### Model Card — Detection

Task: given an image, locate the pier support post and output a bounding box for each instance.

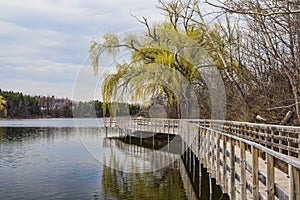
[168,134,170,152]
[209,173,212,195]
[193,153,195,182]
[152,133,155,149]
[199,161,202,198]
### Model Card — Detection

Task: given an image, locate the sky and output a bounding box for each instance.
[0,0,165,101]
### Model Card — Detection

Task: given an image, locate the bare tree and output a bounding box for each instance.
[204,0,300,124]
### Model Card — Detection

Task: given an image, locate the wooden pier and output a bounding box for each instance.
[108,117,300,200]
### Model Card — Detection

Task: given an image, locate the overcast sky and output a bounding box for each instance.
[0,0,167,101]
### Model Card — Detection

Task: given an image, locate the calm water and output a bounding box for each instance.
[0,119,188,200]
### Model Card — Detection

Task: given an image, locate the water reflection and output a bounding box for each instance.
[117,134,229,200]
[102,163,187,200]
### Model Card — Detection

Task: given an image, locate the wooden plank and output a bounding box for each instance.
[266,154,275,200]
[230,137,236,200]
[240,141,247,199]
[252,146,259,200]
[289,165,300,200]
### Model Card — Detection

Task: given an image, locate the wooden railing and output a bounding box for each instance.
[192,120,300,159]
[114,117,179,135]
[112,117,300,200]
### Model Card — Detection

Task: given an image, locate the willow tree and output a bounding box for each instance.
[91,14,233,120]
[90,24,204,118]
[157,0,251,121]
[0,95,6,116]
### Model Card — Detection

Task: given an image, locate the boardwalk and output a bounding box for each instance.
[109,117,300,200]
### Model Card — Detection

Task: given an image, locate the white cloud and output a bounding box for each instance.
[0,58,81,98]
[0,0,165,100]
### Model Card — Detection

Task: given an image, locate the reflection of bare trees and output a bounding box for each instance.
[101,136,227,200]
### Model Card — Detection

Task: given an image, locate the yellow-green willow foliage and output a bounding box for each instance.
[89,22,231,118]
[0,95,7,116]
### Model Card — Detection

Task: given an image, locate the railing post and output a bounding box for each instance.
[298,129,300,159]
[222,134,228,194]
[240,141,246,200]
[289,164,300,200]
[198,126,201,160]
[279,130,283,154]
[252,146,259,200]
[185,121,189,166]
[206,129,211,173]
[266,153,275,200]
[230,137,236,200]
[297,129,300,159]
[211,130,216,179]
[181,121,185,159]
[258,127,262,144]
[200,127,204,164]
[288,130,291,156]
[203,129,207,168]
[270,129,275,151]
[188,123,192,173]
[264,128,268,148]
[216,133,221,185]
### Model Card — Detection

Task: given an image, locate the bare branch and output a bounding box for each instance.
[205,0,300,17]
[267,102,300,111]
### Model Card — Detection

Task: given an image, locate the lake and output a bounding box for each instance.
[0,118,227,200]
[0,119,186,200]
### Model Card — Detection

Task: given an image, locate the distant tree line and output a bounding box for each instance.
[0,90,41,118]
[72,101,140,118]
[0,89,140,118]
